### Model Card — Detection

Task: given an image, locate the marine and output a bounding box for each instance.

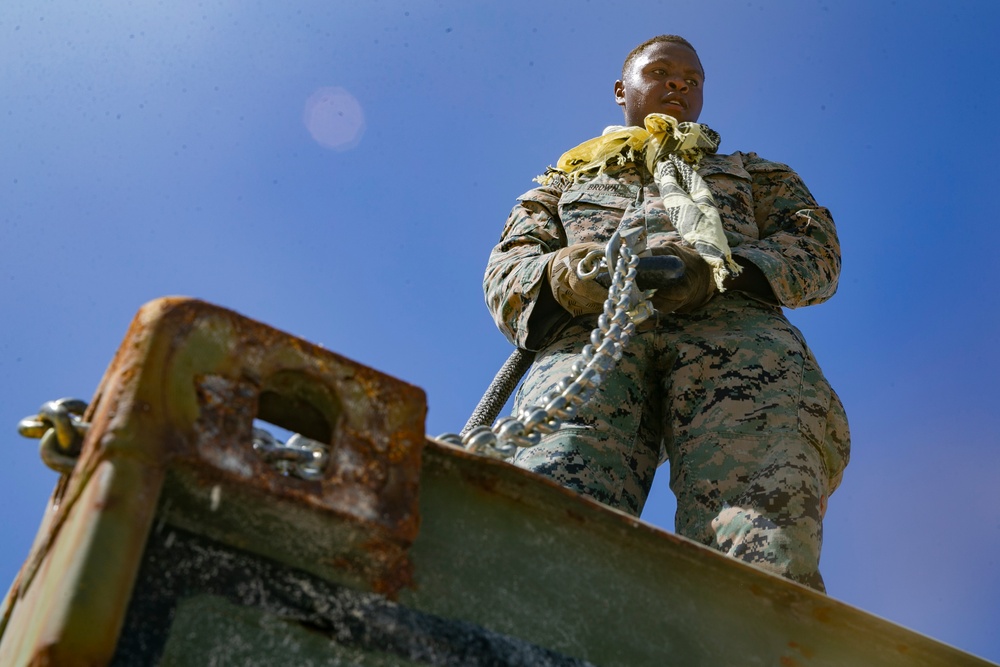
[483,35,849,591]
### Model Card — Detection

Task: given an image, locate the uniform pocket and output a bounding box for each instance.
[698,155,758,242]
[796,345,850,489]
[557,180,634,245]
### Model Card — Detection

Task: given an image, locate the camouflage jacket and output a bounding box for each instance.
[484,151,841,349]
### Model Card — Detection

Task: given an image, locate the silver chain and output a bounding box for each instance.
[251,427,329,481]
[17,397,329,481]
[441,225,653,459]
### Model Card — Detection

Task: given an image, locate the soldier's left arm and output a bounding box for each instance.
[729,153,841,309]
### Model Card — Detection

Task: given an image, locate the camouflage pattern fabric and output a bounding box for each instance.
[483,147,848,591]
[511,296,849,590]
[485,151,841,349]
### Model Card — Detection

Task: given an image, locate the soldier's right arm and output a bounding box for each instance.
[484,182,570,350]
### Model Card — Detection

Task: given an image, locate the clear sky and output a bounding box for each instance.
[2,0,999,662]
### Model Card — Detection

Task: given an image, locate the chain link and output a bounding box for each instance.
[17,398,90,475]
[440,226,653,459]
[17,396,329,481]
[251,427,330,481]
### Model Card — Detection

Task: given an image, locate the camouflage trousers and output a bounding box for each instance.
[512,294,850,591]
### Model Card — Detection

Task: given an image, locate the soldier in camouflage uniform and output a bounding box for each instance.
[483,35,849,591]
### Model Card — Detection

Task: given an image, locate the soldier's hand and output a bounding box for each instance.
[647,244,716,314]
[548,243,609,317]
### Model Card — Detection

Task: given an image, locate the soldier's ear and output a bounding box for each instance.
[614,80,626,108]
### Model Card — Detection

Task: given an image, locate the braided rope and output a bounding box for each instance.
[459,348,537,438]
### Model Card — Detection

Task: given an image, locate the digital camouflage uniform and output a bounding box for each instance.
[483,150,850,591]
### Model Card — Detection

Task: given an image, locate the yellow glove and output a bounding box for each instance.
[548,243,609,317]
[647,244,716,314]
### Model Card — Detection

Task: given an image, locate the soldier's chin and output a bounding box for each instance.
[657,106,689,123]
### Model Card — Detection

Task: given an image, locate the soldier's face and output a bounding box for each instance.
[615,42,704,126]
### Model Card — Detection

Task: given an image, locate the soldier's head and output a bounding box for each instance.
[614,35,704,127]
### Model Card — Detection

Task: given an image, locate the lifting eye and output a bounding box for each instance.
[254,370,339,445]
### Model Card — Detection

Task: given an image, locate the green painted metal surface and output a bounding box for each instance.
[408,442,994,666]
[1,297,995,666]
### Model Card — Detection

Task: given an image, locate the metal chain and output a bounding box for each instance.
[17,398,90,475]
[17,396,329,482]
[251,427,330,481]
[440,225,653,459]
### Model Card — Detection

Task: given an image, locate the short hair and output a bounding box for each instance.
[621,35,700,79]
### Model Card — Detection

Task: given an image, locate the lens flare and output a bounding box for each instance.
[303,86,365,151]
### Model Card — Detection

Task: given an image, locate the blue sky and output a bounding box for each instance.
[2,0,999,662]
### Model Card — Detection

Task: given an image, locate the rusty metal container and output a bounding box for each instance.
[0,297,995,666]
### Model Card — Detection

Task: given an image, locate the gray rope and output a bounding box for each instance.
[459,348,536,436]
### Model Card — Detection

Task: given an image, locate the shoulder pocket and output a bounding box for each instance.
[517,185,564,213]
[697,155,752,181]
[697,155,757,240]
[740,151,793,174]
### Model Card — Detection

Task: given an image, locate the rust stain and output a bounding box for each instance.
[811,605,833,624]
[779,656,800,667]
[367,548,415,600]
[459,468,501,494]
[105,298,427,597]
[3,297,435,662]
